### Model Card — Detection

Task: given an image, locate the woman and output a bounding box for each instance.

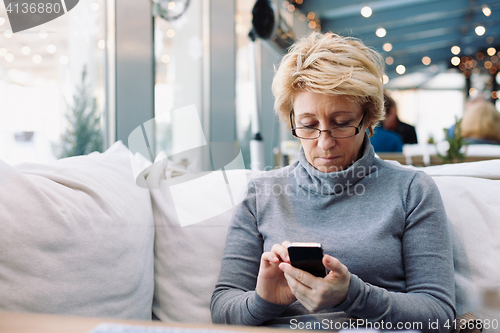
[211,32,455,332]
[461,100,500,145]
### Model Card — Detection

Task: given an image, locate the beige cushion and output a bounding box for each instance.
[149,164,249,323]
[0,142,155,319]
[432,176,500,327]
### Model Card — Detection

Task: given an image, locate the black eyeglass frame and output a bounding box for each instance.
[290,111,366,140]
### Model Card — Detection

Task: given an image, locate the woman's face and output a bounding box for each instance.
[292,91,367,173]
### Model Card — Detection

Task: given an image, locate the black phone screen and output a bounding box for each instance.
[287,243,326,278]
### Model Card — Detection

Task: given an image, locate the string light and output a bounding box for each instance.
[60,55,69,65]
[451,56,460,66]
[161,54,170,63]
[32,55,42,64]
[383,43,392,52]
[385,57,394,65]
[361,6,372,18]
[382,74,389,84]
[376,28,386,38]
[422,56,431,65]
[482,5,491,17]
[475,26,485,36]
[451,46,460,55]
[47,44,56,53]
[487,47,496,56]
[21,46,31,55]
[396,65,406,74]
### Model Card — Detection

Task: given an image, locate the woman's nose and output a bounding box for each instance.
[317,130,336,151]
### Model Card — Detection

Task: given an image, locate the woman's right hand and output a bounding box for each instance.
[255,241,297,306]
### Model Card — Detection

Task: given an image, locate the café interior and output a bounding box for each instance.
[0,0,500,168]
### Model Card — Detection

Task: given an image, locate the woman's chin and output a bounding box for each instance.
[313,159,346,173]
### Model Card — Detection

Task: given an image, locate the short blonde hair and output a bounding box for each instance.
[272,32,385,136]
[461,101,500,142]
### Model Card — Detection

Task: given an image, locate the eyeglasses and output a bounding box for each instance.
[290,112,366,140]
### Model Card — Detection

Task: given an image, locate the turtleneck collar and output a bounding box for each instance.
[293,133,376,195]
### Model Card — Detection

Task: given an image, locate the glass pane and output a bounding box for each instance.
[0,0,108,165]
[154,1,204,170]
[235,0,254,169]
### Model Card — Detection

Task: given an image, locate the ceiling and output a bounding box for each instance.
[294,0,500,81]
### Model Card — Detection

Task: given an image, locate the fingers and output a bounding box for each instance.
[323,255,349,279]
[279,262,316,289]
[280,256,351,312]
[261,242,291,265]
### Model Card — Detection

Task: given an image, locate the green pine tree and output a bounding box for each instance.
[54,66,104,158]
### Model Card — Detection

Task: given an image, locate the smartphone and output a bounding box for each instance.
[287,242,327,278]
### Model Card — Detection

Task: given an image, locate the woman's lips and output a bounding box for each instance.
[318,156,339,162]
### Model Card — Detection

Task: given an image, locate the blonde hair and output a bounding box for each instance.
[461,101,500,142]
[272,32,385,136]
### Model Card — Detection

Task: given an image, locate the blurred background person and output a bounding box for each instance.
[369,124,403,153]
[448,95,485,140]
[383,94,418,144]
[461,100,500,145]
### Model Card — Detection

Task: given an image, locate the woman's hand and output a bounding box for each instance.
[278,254,350,312]
[255,241,297,306]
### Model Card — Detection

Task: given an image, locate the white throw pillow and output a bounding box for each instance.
[0,141,154,320]
[149,164,250,323]
[432,176,500,328]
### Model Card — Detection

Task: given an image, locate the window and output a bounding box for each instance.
[0,0,108,165]
[154,1,205,168]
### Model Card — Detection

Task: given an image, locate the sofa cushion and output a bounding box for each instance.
[149,164,249,323]
[0,142,154,319]
[424,159,500,180]
[432,176,500,327]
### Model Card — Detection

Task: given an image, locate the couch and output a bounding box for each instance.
[1,141,499,332]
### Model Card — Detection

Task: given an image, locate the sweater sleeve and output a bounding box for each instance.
[333,171,456,333]
[210,181,288,325]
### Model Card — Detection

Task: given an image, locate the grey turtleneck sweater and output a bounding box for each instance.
[211,135,456,332]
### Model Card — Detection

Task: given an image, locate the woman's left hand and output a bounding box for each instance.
[278,254,351,312]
